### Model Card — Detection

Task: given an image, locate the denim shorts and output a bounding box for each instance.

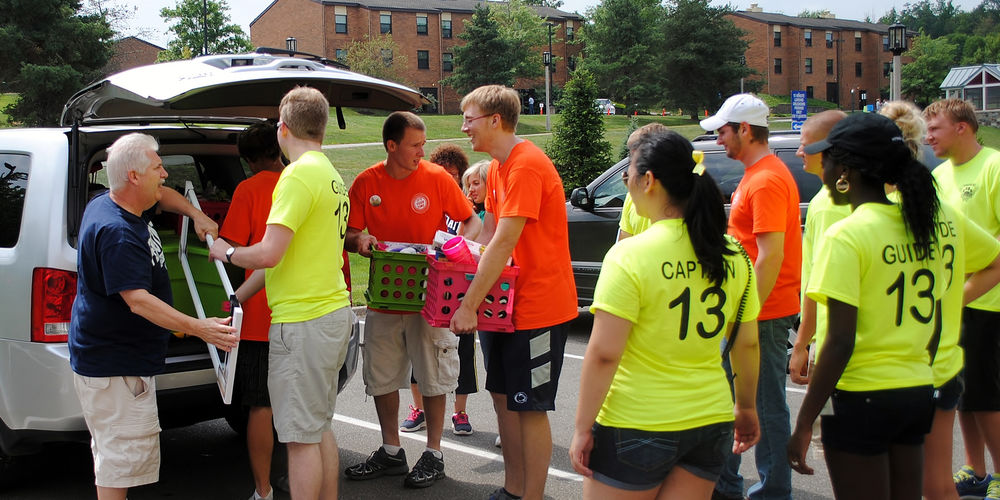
[933,371,964,411]
[820,385,934,455]
[588,421,733,491]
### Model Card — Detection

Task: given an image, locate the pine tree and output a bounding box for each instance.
[546,69,613,194]
[442,5,517,95]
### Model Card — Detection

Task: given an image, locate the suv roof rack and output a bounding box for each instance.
[253,47,350,70]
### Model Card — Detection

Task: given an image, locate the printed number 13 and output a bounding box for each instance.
[334,201,349,238]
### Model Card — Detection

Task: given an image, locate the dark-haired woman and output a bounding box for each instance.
[569,126,761,499]
[788,113,1000,500]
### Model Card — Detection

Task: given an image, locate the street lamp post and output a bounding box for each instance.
[888,23,907,102]
[544,22,556,131]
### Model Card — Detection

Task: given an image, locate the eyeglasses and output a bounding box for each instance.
[462,114,493,125]
[276,120,283,131]
[621,169,630,184]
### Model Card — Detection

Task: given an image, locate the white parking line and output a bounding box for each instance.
[333,414,583,482]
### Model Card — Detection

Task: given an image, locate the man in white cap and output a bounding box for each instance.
[701,94,800,500]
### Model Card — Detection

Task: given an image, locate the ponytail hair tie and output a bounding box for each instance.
[692,150,706,176]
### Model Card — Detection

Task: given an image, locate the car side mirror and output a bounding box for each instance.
[570,186,593,210]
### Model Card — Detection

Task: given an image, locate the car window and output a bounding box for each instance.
[592,166,627,209]
[703,152,744,202]
[775,149,823,202]
[0,153,29,247]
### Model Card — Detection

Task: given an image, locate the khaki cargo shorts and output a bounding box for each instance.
[73,373,161,488]
[268,307,352,444]
[362,310,459,397]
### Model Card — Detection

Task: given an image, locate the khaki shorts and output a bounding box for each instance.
[362,311,459,397]
[268,307,352,444]
[73,373,161,488]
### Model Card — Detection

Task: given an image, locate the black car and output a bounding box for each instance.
[566,130,943,307]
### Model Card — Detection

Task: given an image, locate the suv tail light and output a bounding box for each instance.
[31,268,77,343]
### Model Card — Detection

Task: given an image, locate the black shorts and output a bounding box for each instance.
[481,322,569,412]
[588,422,733,491]
[959,307,1000,411]
[934,371,964,411]
[233,339,270,408]
[820,385,933,455]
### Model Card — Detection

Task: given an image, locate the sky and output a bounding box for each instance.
[115,0,987,48]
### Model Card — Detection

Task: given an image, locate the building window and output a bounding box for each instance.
[883,62,892,77]
[805,58,813,74]
[381,49,392,67]
[335,48,347,63]
[568,56,576,71]
[773,29,781,47]
[826,31,833,48]
[567,25,574,41]
[855,33,862,52]
[380,12,392,34]
[417,50,429,69]
[335,14,347,34]
[855,62,863,77]
[883,35,889,51]
[441,19,452,39]
[774,58,782,74]
[805,30,812,47]
[806,86,814,98]
[826,59,834,75]
[442,53,453,72]
[417,14,428,35]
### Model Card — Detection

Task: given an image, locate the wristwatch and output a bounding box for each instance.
[225,246,236,264]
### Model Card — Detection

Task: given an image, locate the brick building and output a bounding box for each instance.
[729,6,913,109]
[103,36,163,75]
[250,0,583,113]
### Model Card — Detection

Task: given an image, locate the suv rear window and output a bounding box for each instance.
[0,153,30,247]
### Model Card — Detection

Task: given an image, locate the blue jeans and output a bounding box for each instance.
[716,315,794,500]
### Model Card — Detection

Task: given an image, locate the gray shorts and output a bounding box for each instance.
[268,307,352,444]
[362,310,459,397]
[73,373,161,488]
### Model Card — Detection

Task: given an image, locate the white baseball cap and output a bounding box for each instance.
[699,94,769,131]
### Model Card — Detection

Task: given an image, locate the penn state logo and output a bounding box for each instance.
[514,392,528,404]
[961,184,977,201]
[411,193,430,214]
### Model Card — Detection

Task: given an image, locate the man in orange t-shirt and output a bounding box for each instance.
[343,111,481,489]
[701,94,800,500]
[451,85,578,500]
[219,122,283,500]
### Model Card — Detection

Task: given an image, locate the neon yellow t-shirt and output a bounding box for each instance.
[801,186,851,363]
[265,151,351,323]
[591,219,760,432]
[808,202,950,391]
[960,147,1000,311]
[619,193,652,236]
[933,202,1000,385]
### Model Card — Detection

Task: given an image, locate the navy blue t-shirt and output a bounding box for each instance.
[69,192,172,377]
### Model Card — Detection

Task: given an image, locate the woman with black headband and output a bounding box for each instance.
[570,126,761,499]
[788,113,1000,500]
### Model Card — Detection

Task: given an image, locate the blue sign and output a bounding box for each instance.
[791,90,807,131]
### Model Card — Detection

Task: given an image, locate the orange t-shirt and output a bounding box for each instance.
[485,141,578,330]
[219,170,280,342]
[348,159,474,243]
[727,154,802,320]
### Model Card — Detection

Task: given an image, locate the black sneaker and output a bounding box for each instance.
[403,450,445,488]
[344,447,408,480]
[488,487,522,499]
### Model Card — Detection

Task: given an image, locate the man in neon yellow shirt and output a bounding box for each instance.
[924,98,1000,500]
[210,87,352,500]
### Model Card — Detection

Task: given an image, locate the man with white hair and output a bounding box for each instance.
[69,132,238,500]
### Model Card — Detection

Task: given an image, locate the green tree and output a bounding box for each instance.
[524,0,565,8]
[443,5,517,95]
[660,0,751,119]
[0,0,114,126]
[344,34,410,85]
[581,0,666,109]
[490,0,548,80]
[158,0,251,61]
[901,35,957,106]
[797,9,831,18]
[546,69,612,194]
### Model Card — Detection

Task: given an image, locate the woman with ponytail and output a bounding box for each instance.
[787,113,1000,500]
[570,126,761,499]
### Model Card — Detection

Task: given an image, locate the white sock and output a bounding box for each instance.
[426,447,443,459]
[382,444,402,455]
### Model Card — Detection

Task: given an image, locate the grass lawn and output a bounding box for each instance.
[0,94,17,126]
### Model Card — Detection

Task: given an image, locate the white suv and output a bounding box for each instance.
[0,51,426,470]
